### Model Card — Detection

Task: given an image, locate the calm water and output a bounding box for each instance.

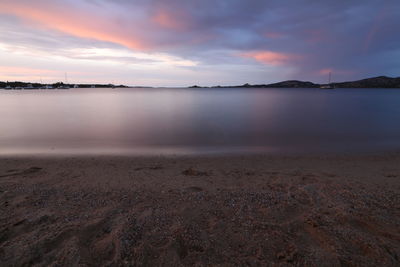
[1,87,400,155]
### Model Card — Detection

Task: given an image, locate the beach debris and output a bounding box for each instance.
[25,167,43,174]
[185,186,203,192]
[182,167,210,176]
[134,165,164,171]
[13,219,27,227]
[276,245,298,263]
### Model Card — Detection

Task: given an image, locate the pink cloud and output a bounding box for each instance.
[303,29,328,44]
[264,32,285,39]
[0,1,148,50]
[318,68,357,77]
[319,68,333,75]
[241,51,298,66]
[0,66,67,82]
[0,66,59,75]
[152,10,187,31]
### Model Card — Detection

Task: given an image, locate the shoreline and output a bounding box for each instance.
[1,146,400,158]
[1,152,399,265]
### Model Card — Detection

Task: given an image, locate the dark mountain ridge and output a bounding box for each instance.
[197,76,400,89]
[332,76,400,88]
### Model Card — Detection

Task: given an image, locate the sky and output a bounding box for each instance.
[0,0,399,87]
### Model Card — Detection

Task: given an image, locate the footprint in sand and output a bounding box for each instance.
[0,167,42,178]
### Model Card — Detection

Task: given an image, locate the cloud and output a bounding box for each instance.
[264,32,285,39]
[241,51,298,66]
[0,0,399,85]
[0,0,147,50]
[0,65,59,75]
[151,9,188,31]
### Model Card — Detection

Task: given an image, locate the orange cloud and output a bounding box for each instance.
[0,1,147,50]
[241,51,296,65]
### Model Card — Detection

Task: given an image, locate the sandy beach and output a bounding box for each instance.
[0,153,399,266]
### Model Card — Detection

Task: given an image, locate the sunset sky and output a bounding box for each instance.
[0,0,399,86]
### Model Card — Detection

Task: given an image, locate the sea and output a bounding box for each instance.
[1,87,400,155]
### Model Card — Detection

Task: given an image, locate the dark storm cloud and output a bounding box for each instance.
[106,0,400,80]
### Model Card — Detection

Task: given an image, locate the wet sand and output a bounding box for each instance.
[0,153,399,266]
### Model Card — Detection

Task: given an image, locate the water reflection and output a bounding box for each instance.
[1,88,400,155]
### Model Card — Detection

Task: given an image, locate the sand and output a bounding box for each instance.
[0,153,399,266]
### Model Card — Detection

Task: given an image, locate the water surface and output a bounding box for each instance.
[1,87,400,155]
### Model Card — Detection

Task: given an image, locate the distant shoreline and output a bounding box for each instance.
[189,75,400,89]
[0,82,130,90]
[1,75,400,89]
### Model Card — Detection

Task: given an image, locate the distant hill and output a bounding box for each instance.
[220,81,319,88]
[190,76,400,89]
[333,76,400,88]
[264,80,319,88]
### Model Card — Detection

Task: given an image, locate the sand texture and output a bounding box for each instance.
[0,153,400,266]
